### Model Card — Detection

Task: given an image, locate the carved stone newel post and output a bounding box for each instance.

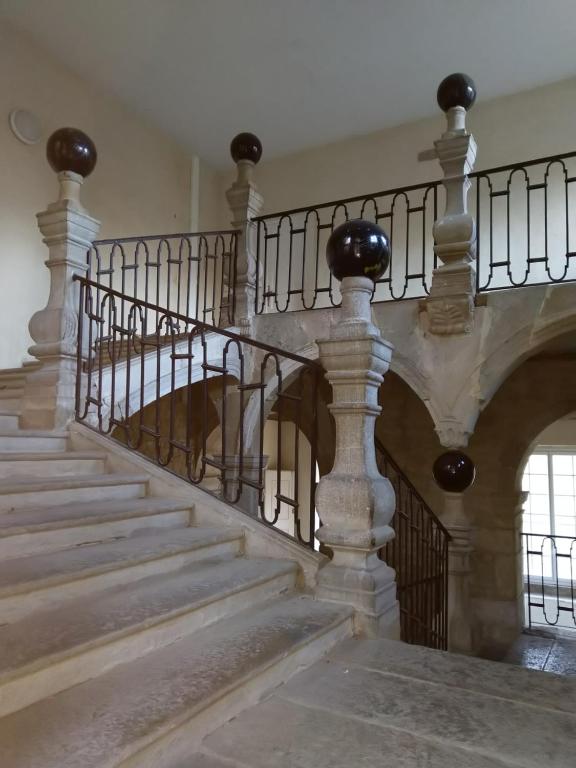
[433,450,476,653]
[21,128,100,429]
[315,220,400,638]
[421,73,478,334]
[225,132,263,335]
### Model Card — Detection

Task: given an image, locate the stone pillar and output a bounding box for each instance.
[225,133,263,335]
[433,449,476,654]
[421,73,478,335]
[315,219,400,638]
[20,128,100,430]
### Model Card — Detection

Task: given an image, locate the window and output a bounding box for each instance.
[522,449,576,582]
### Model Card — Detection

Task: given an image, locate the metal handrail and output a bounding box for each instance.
[254,149,576,313]
[75,276,322,369]
[376,435,450,650]
[74,275,322,550]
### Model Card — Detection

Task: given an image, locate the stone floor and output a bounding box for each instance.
[181,636,576,768]
[503,629,576,676]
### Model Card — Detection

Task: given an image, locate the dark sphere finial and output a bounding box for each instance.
[326,219,390,282]
[230,132,262,165]
[437,73,477,113]
[433,450,476,493]
[46,127,97,177]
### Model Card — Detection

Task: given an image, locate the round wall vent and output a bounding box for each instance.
[9,109,42,145]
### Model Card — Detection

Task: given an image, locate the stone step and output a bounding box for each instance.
[0,394,22,412]
[192,695,518,768]
[0,526,243,621]
[0,497,194,559]
[331,636,576,715]
[0,596,353,768]
[0,429,68,452]
[0,411,20,430]
[0,450,107,479]
[202,637,575,768]
[0,557,298,718]
[0,472,148,512]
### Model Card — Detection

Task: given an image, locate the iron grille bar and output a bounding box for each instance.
[75,276,322,553]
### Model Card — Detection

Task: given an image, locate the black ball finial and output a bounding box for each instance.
[437,73,477,112]
[326,219,390,282]
[46,127,97,177]
[433,451,476,493]
[230,132,262,164]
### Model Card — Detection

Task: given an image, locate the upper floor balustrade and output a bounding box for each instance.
[254,149,576,314]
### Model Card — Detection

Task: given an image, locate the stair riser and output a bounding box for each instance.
[0,539,242,622]
[0,436,68,452]
[0,397,22,412]
[0,458,106,479]
[0,482,146,513]
[0,510,191,560]
[119,615,354,768]
[0,373,26,386]
[0,414,19,430]
[0,571,296,718]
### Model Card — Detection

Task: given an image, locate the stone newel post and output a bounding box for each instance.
[315,219,400,638]
[433,450,476,653]
[225,132,263,335]
[421,73,478,335]
[20,128,100,430]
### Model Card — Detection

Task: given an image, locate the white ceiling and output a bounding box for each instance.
[2,0,576,168]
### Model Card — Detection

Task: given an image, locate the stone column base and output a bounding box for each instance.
[20,356,78,430]
[316,550,400,638]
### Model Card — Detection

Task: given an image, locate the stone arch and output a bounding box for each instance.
[464,340,576,657]
[467,308,576,431]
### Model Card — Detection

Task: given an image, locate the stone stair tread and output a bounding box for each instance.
[330,637,576,715]
[0,596,352,768]
[0,497,193,536]
[193,695,520,768]
[0,450,104,461]
[269,642,576,767]
[0,527,242,596]
[0,429,68,437]
[0,557,297,683]
[0,472,148,495]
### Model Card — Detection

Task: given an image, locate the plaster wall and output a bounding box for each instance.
[0,23,221,370]
[222,77,576,215]
[219,77,576,314]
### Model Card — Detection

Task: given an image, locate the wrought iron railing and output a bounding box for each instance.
[87,230,239,328]
[524,532,576,630]
[254,180,440,312]
[74,276,322,549]
[473,152,576,291]
[377,436,450,650]
[254,150,576,313]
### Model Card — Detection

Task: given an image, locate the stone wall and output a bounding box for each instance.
[371,355,576,657]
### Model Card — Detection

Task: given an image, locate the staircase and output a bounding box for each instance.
[0,385,353,767]
[190,637,576,768]
[0,375,574,767]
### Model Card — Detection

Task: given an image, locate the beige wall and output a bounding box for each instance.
[535,414,576,446]
[0,23,222,370]
[219,76,576,215]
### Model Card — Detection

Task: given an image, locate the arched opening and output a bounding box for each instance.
[466,336,576,658]
[520,413,576,635]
